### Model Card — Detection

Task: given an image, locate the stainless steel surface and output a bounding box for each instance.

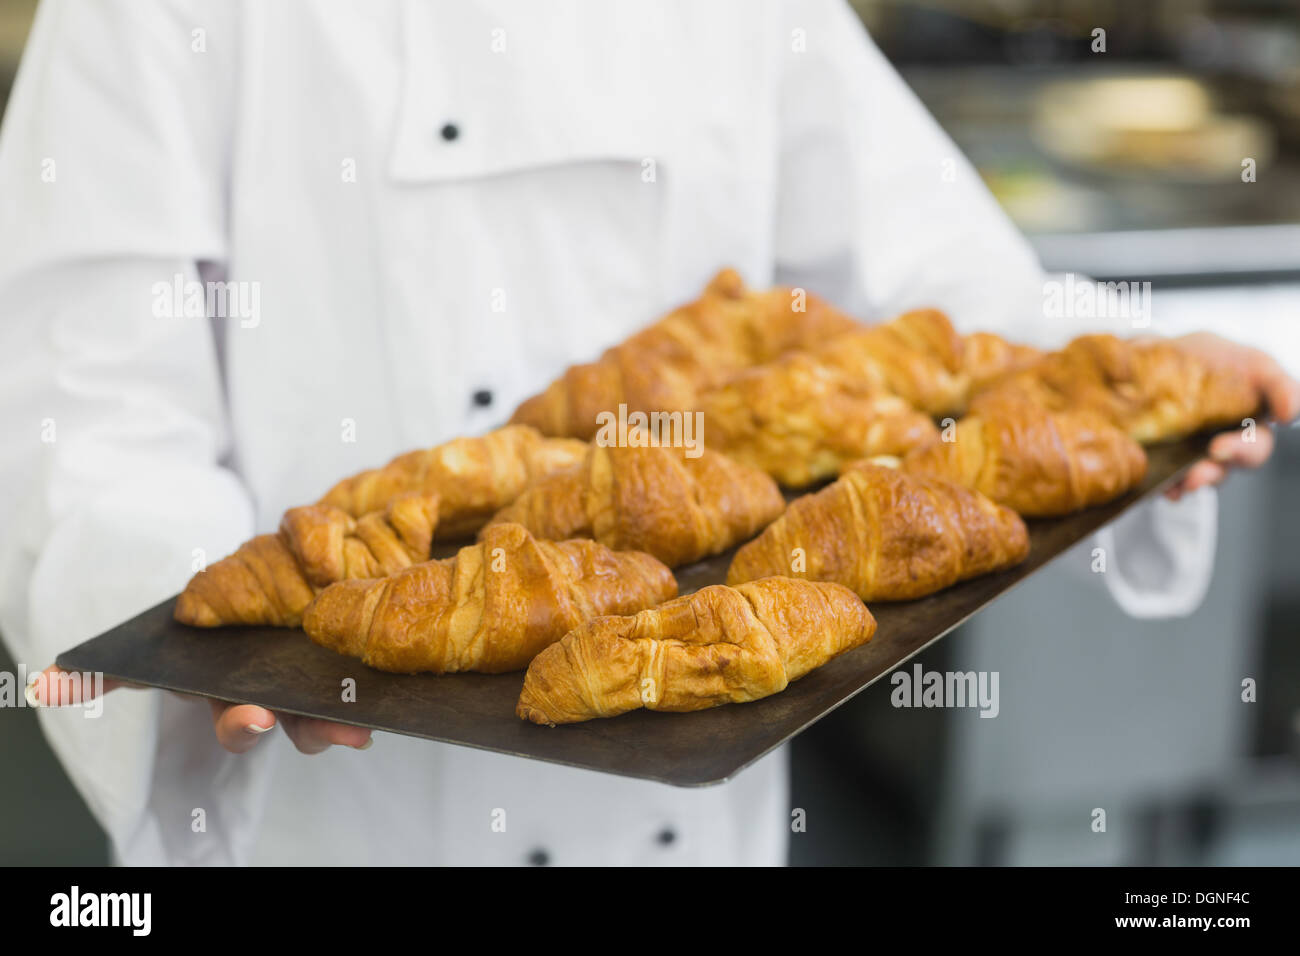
[1031,225,1300,281]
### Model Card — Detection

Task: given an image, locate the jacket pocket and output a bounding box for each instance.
[388,1,676,185]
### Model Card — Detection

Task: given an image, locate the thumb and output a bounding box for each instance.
[26,664,126,707]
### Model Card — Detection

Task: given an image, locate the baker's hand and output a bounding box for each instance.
[26,664,372,755]
[1165,333,1300,501]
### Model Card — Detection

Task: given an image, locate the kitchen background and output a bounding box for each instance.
[2,0,1297,865]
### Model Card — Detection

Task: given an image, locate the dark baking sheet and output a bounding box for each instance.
[58,434,1209,787]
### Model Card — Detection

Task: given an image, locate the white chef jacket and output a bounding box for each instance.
[0,0,1216,866]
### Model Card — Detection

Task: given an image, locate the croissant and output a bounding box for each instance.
[961,331,1043,395]
[901,403,1149,516]
[485,440,786,567]
[517,577,875,725]
[508,350,701,444]
[699,352,939,487]
[509,269,860,440]
[174,493,440,628]
[319,425,586,537]
[814,308,967,417]
[303,523,678,674]
[970,334,1258,443]
[727,463,1028,601]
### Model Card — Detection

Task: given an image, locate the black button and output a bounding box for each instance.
[656,828,677,846]
[472,389,493,408]
[527,847,550,866]
[440,122,460,142]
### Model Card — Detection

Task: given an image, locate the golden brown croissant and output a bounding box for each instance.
[303,523,678,674]
[174,493,440,628]
[509,269,860,440]
[516,577,875,725]
[508,350,701,444]
[961,331,1044,395]
[727,463,1028,601]
[737,280,865,364]
[699,352,939,487]
[318,425,586,537]
[814,308,967,417]
[485,440,786,567]
[901,403,1149,517]
[970,334,1258,443]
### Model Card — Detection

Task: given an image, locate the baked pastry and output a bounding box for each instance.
[699,352,939,487]
[302,523,677,674]
[509,350,702,444]
[509,269,860,440]
[175,493,440,628]
[970,334,1258,442]
[808,312,1043,417]
[901,403,1149,516]
[485,440,786,567]
[727,463,1028,601]
[516,577,875,725]
[961,331,1044,394]
[814,308,967,417]
[319,425,586,537]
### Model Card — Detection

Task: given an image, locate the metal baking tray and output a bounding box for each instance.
[58,433,1210,786]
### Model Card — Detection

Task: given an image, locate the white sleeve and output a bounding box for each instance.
[770,0,1214,619]
[770,0,1043,334]
[0,0,276,864]
[1094,488,1217,619]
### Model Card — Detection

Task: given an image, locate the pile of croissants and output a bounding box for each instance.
[176,269,1259,726]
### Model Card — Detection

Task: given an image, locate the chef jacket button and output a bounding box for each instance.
[440,122,460,142]
[526,847,550,866]
[472,388,493,408]
[656,827,677,847]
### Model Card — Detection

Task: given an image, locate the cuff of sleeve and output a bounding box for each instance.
[1094,486,1218,620]
[29,464,254,646]
[18,464,254,858]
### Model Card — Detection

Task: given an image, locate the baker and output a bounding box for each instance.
[3,0,1296,866]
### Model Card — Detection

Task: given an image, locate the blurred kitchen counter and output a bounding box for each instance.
[0,0,34,81]
[903,65,1300,281]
